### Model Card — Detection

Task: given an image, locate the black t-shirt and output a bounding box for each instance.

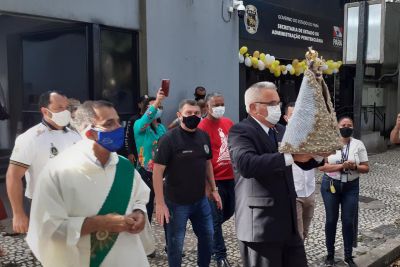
[154,126,212,205]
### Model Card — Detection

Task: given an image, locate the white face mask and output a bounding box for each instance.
[48,109,71,127]
[211,106,225,119]
[266,105,281,125]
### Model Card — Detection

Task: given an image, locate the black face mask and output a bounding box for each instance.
[340,127,353,138]
[194,94,205,101]
[182,115,201,130]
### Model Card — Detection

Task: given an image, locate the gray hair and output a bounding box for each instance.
[205,92,223,104]
[71,100,114,133]
[244,82,277,113]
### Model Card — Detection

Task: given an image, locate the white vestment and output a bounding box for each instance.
[26,139,151,267]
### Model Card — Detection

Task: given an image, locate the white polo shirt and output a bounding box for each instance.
[326,138,368,182]
[10,122,81,199]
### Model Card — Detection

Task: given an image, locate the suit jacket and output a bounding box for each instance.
[228,116,319,243]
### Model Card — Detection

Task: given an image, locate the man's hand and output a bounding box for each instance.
[292,154,313,163]
[101,213,130,233]
[211,191,223,210]
[156,88,166,103]
[125,210,146,234]
[13,212,29,233]
[127,154,136,165]
[395,113,400,129]
[343,161,356,170]
[155,202,170,226]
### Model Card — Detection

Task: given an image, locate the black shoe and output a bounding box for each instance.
[344,257,357,267]
[216,258,232,267]
[324,255,335,267]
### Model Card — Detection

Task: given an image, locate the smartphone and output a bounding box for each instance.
[161,79,170,97]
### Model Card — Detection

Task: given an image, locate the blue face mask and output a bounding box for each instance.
[93,127,124,152]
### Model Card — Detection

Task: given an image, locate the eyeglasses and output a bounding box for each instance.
[254,102,282,107]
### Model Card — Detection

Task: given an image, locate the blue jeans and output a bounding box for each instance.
[320,175,359,258]
[208,179,235,261]
[166,196,214,267]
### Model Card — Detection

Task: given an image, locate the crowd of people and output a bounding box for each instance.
[0,82,400,267]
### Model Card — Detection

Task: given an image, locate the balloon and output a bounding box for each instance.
[260,53,266,61]
[274,69,281,77]
[292,59,299,66]
[331,62,339,69]
[239,53,244,63]
[280,65,286,72]
[321,64,329,71]
[265,54,274,65]
[286,64,293,72]
[258,60,265,71]
[245,53,250,57]
[271,56,276,62]
[337,61,343,67]
[333,68,339,74]
[239,46,248,55]
[244,56,252,67]
[290,69,295,75]
[325,68,333,75]
[253,51,260,59]
[251,57,258,67]
[282,70,288,75]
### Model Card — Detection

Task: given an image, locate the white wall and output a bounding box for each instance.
[0,0,140,30]
[146,0,240,124]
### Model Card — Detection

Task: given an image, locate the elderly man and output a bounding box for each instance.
[228,82,324,267]
[27,100,151,267]
[6,91,81,233]
[390,113,400,144]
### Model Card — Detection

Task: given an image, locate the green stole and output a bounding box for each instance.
[90,156,134,267]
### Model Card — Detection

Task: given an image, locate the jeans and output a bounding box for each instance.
[166,196,214,267]
[320,174,359,258]
[208,179,235,261]
[138,167,155,223]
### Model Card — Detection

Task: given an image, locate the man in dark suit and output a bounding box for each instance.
[228,82,324,267]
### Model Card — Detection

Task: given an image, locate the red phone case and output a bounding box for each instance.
[161,79,170,97]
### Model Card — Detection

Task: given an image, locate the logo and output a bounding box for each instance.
[244,5,259,34]
[333,26,343,48]
[50,143,59,158]
[204,144,210,154]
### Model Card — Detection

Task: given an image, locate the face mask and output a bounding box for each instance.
[340,127,353,138]
[211,106,225,119]
[93,127,124,152]
[182,115,201,130]
[265,105,281,125]
[48,109,71,127]
[155,109,163,119]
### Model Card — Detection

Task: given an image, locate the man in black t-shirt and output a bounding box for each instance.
[153,99,222,267]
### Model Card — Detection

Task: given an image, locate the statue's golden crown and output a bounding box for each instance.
[305,47,325,68]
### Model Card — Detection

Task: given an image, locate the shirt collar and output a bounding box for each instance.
[41,119,68,133]
[251,116,273,135]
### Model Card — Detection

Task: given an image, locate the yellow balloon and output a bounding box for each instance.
[274,60,280,65]
[253,51,260,59]
[331,62,338,69]
[239,46,248,55]
[260,53,266,61]
[325,68,333,75]
[251,57,258,67]
[280,65,286,71]
[337,61,343,67]
[292,59,299,67]
[274,69,281,77]
[290,69,295,75]
[269,64,275,72]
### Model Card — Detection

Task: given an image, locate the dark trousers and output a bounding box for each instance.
[208,179,235,261]
[166,197,214,267]
[320,175,359,258]
[138,168,155,223]
[238,234,308,267]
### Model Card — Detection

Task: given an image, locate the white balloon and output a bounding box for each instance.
[333,68,339,74]
[265,54,274,65]
[271,56,276,62]
[239,53,244,63]
[283,70,288,75]
[286,64,293,72]
[258,60,265,71]
[322,64,329,71]
[244,57,252,67]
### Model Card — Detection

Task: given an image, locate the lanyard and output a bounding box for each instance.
[341,141,350,163]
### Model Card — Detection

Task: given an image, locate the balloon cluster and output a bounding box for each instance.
[238,46,342,77]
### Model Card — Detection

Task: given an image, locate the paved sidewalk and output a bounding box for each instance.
[1,147,400,266]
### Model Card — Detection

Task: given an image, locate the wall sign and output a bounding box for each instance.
[244,5,259,34]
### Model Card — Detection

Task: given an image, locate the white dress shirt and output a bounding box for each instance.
[292,164,315,197]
